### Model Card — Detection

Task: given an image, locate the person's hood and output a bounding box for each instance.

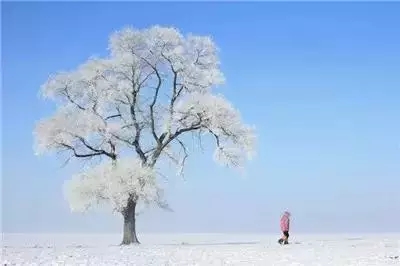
[283,211,291,217]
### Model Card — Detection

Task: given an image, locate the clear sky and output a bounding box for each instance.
[2,2,399,234]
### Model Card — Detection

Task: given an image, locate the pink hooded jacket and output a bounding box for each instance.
[280,211,291,232]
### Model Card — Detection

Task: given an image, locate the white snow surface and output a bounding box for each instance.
[2,233,399,265]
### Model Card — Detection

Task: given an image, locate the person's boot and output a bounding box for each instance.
[284,240,289,245]
[278,238,284,244]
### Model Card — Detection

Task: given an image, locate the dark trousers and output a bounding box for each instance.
[279,231,289,245]
[283,231,289,238]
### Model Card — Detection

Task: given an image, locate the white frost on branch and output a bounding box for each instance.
[34,25,257,217]
[64,158,158,212]
[109,26,225,93]
[171,92,256,168]
[34,104,108,155]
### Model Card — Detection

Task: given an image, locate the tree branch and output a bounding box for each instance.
[155,190,173,212]
[176,138,188,176]
[138,70,156,89]
[105,114,122,120]
[57,142,105,158]
[161,52,185,137]
[168,70,179,133]
[62,86,85,110]
[207,128,221,147]
[149,120,203,166]
[76,136,115,158]
[192,130,205,153]
[129,67,147,163]
[149,67,162,143]
[59,131,117,160]
[111,133,134,147]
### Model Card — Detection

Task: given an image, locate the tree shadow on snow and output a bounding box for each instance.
[165,241,261,246]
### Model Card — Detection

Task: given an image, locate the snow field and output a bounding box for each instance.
[2,233,399,265]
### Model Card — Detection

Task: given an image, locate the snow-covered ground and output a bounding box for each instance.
[2,233,399,265]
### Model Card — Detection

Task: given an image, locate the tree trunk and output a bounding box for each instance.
[121,198,140,245]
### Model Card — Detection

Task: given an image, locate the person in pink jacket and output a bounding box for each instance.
[278,211,291,245]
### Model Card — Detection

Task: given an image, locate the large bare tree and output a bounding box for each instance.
[34,26,256,245]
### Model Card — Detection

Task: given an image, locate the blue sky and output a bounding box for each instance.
[2,2,399,234]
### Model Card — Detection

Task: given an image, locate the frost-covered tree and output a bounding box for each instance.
[34,26,256,245]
